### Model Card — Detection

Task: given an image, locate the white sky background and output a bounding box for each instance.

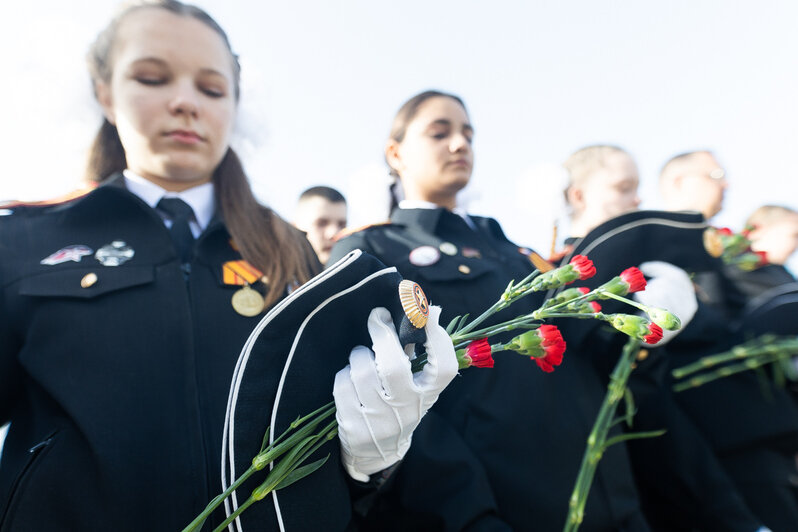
[2,0,797,268]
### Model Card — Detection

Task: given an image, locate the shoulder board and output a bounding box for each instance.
[334,220,393,241]
[2,186,96,210]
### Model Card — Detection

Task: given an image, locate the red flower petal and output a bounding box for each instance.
[717,227,734,236]
[643,323,664,344]
[755,250,768,266]
[465,338,494,368]
[569,255,596,280]
[537,325,565,368]
[588,301,602,313]
[620,267,646,293]
[577,287,590,295]
[534,357,556,373]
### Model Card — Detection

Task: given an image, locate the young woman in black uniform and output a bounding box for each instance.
[0,3,457,531]
[328,91,650,531]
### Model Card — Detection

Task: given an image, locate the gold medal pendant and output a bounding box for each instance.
[231,284,265,317]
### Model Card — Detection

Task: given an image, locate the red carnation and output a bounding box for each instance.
[570,255,596,281]
[577,287,590,295]
[588,301,602,313]
[717,227,734,236]
[534,325,566,373]
[456,338,494,369]
[465,338,494,368]
[620,267,646,294]
[755,251,768,266]
[642,323,663,344]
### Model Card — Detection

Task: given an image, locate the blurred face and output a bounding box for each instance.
[572,151,640,232]
[387,97,473,209]
[749,214,798,265]
[677,153,728,219]
[96,8,237,191]
[294,198,347,264]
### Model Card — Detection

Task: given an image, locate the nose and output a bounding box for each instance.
[449,132,470,153]
[168,81,200,118]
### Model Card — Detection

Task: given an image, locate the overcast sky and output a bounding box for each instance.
[3,0,797,267]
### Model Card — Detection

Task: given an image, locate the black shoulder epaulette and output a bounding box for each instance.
[333,220,393,242]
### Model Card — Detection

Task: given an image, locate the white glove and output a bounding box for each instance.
[633,261,698,346]
[333,305,458,482]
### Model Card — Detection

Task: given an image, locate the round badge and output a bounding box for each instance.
[703,228,724,258]
[398,280,429,329]
[231,285,265,317]
[439,242,458,256]
[408,245,440,267]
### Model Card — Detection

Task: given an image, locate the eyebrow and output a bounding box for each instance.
[128,57,229,79]
[427,119,474,132]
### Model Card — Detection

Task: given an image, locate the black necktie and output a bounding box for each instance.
[157,197,195,263]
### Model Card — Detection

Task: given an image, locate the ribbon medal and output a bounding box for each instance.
[223,260,266,316]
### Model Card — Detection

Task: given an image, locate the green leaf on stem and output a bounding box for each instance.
[273,455,331,490]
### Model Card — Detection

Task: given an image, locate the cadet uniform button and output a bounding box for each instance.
[637,349,649,361]
[81,273,98,288]
[458,265,471,275]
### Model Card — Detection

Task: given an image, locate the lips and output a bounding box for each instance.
[165,129,204,144]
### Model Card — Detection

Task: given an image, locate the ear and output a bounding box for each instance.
[94,80,116,125]
[565,185,585,213]
[385,139,403,176]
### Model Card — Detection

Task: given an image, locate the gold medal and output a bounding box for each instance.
[231,285,265,317]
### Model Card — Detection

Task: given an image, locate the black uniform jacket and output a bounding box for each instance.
[329,208,647,532]
[558,210,770,531]
[0,178,377,531]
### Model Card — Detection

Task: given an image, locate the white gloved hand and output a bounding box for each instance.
[633,261,698,346]
[333,305,458,482]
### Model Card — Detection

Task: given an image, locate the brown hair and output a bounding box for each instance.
[386,90,468,212]
[85,0,319,307]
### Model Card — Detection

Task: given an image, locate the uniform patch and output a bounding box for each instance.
[409,245,440,267]
[439,242,458,256]
[95,241,135,266]
[40,245,94,265]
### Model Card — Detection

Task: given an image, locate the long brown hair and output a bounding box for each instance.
[386,90,468,212]
[85,0,318,307]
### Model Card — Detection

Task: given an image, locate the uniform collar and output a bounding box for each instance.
[123,170,215,232]
[395,202,478,231]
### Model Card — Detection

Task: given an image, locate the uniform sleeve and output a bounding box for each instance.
[0,249,24,425]
[626,348,765,531]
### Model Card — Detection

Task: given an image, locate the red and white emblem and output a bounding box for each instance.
[40,245,94,266]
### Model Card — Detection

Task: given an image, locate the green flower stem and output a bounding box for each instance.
[183,403,337,532]
[597,291,648,313]
[453,270,539,337]
[672,337,798,379]
[212,419,339,532]
[564,337,641,532]
[181,465,258,532]
[672,352,788,393]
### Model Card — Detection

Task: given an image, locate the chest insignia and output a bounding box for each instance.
[439,242,458,256]
[95,241,135,266]
[409,245,440,267]
[40,245,94,266]
[462,247,482,259]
